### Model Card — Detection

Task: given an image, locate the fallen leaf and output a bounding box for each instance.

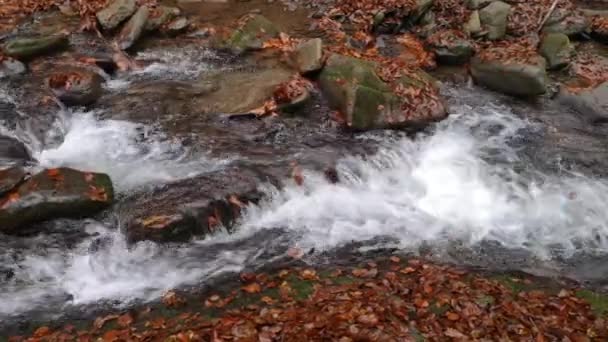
[242,283,262,294]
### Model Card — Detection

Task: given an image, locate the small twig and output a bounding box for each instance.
[538,0,560,33]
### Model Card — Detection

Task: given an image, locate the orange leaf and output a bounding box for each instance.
[242,283,262,294]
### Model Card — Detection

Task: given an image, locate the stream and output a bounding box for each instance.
[2,1,608,335]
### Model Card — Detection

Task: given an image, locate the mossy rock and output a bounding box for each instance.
[226,14,280,53]
[3,34,69,60]
[540,33,573,70]
[471,54,547,96]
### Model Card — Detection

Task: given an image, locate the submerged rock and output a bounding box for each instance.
[0,168,114,233]
[471,51,547,96]
[294,38,324,74]
[558,82,608,123]
[47,69,104,106]
[0,135,33,164]
[540,33,573,70]
[96,0,137,31]
[116,5,149,50]
[2,34,69,60]
[479,1,511,40]
[226,14,279,53]
[319,54,447,131]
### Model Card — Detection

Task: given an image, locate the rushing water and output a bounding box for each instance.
[1,48,608,325]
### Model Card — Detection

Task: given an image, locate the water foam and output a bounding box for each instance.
[34,109,227,190]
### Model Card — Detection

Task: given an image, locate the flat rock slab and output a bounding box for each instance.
[0,168,114,233]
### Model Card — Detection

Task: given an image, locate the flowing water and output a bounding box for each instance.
[2,41,608,330]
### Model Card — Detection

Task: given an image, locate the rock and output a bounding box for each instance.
[410,0,435,24]
[164,17,190,36]
[0,58,26,78]
[319,54,447,130]
[464,10,482,37]
[0,168,114,232]
[558,82,608,123]
[277,88,312,114]
[466,0,493,10]
[96,0,137,31]
[0,135,33,164]
[540,33,573,70]
[428,31,475,65]
[471,52,547,96]
[293,38,323,74]
[145,6,180,31]
[0,166,28,196]
[116,6,149,50]
[47,69,104,106]
[591,17,608,43]
[226,14,279,53]
[2,34,69,60]
[542,9,590,37]
[479,1,511,40]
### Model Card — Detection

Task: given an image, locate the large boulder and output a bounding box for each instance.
[319,54,447,130]
[479,1,511,40]
[2,34,69,60]
[542,9,590,37]
[0,168,114,232]
[293,38,324,74]
[427,30,475,65]
[96,0,137,31]
[471,50,547,96]
[116,5,149,50]
[558,82,608,123]
[540,33,573,70]
[47,69,104,106]
[225,14,280,53]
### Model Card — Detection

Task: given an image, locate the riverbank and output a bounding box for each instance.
[9,256,608,341]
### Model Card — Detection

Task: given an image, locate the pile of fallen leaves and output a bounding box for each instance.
[507,0,576,37]
[568,51,608,92]
[14,258,608,341]
[331,0,417,32]
[477,37,540,65]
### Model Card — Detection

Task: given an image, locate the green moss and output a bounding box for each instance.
[286,275,315,301]
[492,275,531,294]
[576,290,608,317]
[227,14,279,52]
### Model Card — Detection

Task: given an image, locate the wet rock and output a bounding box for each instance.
[319,54,447,130]
[277,88,312,114]
[0,168,114,233]
[542,9,590,37]
[2,34,69,60]
[226,14,279,53]
[145,6,180,31]
[0,58,26,78]
[464,10,482,37]
[471,52,547,96]
[0,136,32,164]
[409,0,435,25]
[428,31,475,65]
[116,6,149,50]
[558,82,608,123]
[591,18,608,44]
[47,69,104,106]
[164,17,190,36]
[96,0,137,31]
[0,166,28,196]
[540,33,573,70]
[123,166,265,243]
[479,1,511,40]
[293,38,323,74]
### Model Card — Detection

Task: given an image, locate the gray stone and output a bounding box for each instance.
[0,166,28,197]
[96,0,137,30]
[116,6,149,50]
[47,69,104,106]
[0,58,26,78]
[464,10,482,36]
[429,35,475,65]
[0,168,114,233]
[3,34,69,60]
[0,135,33,165]
[542,9,590,37]
[466,0,493,10]
[145,6,180,31]
[294,38,323,73]
[540,33,573,70]
[471,53,547,96]
[479,1,511,40]
[165,17,190,35]
[226,14,279,53]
